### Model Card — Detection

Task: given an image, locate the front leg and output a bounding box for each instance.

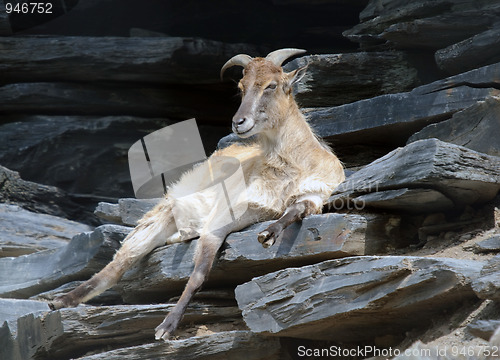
[258,194,323,248]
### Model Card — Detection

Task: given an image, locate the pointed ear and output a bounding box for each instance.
[285,64,308,91]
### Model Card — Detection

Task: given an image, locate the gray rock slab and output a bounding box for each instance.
[0,224,129,299]
[118,198,160,226]
[30,280,123,306]
[473,235,500,253]
[74,331,283,360]
[235,256,483,341]
[0,36,266,84]
[4,304,242,360]
[95,198,160,226]
[0,82,235,122]
[472,255,500,302]
[0,204,93,257]
[119,213,367,303]
[329,139,500,210]
[0,165,91,223]
[408,96,500,157]
[468,320,500,341]
[435,26,500,75]
[283,52,419,107]
[93,202,121,224]
[350,188,454,213]
[346,1,500,49]
[0,299,49,336]
[0,116,227,199]
[303,62,500,146]
[380,11,498,49]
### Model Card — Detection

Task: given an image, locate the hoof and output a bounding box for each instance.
[48,297,65,310]
[257,230,276,248]
[155,314,180,341]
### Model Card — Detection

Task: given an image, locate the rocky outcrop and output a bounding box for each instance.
[304,61,500,149]
[2,0,500,358]
[235,256,482,341]
[283,51,419,106]
[329,138,500,213]
[0,36,266,85]
[472,255,500,302]
[408,96,500,157]
[0,225,126,299]
[0,165,94,223]
[0,204,92,257]
[0,116,227,198]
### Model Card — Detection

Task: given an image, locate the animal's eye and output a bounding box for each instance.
[265,82,277,91]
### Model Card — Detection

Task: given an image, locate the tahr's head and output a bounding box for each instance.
[220,49,308,138]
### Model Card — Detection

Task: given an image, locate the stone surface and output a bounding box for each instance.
[348,188,454,213]
[0,116,227,199]
[329,139,500,211]
[95,199,161,226]
[408,96,500,157]
[0,299,50,336]
[235,256,483,341]
[345,0,500,49]
[303,62,500,147]
[0,165,93,224]
[118,198,160,226]
[30,280,123,306]
[119,213,367,303]
[0,204,93,257]
[472,255,500,302]
[473,235,500,253]
[283,52,419,107]
[74,331,283,360]
[0,303,243,360]
[435,26,500,75]
[0,224,129,299]
[468,320,500,341]
[0,36,266,85]
[0,83,235,124]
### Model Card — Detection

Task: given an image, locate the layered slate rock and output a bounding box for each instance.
[283,52,419,107]
[0,83,236,124]
[0,299,50,336]
[408,96,500,157]
[304,62,500,146]
[0,225,129,299]
[95,198,160,226]
[0,165,91,223]
[435,26,500,75]
[473,235,500,253]
[329,139,500,213]
[469,320,500,341]
[0,204,93,257]
[0,36,266,84]
[235,256,483,341]
[74,331,283,360]
[0,116,227,198]
[118,213,367,303]
[0,303,243,360]
[472,255,500,302]
[345,0,500,49]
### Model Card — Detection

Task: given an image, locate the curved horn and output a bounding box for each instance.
[265,48,306,67]
[220,54,253,80]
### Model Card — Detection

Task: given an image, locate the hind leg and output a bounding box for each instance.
[50,201,177,309]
